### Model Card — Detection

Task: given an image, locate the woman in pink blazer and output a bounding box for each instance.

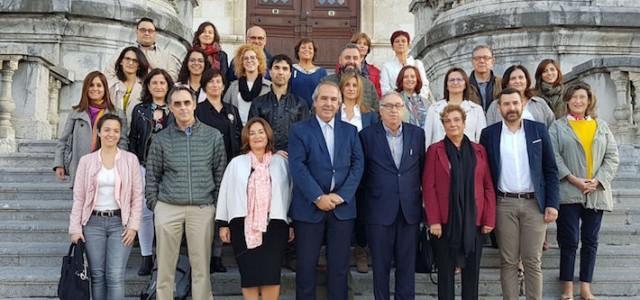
[68,113,143,300]
[423,104,496,300]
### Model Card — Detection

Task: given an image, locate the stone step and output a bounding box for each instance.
[17,140,58,153]
[0,167,60,183]
[0,200,72,221]
[546,223,640,245]
[0,183,72,201]
[0,266,638,298]
[2,237,638,271]
[0,152,54,168]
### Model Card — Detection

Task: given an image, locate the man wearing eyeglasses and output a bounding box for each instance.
[359,91,425,300]
[227,26,273,82]
[106,17,180,80]
[468,45,502,112]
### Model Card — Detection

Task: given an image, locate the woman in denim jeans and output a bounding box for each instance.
[68,113,144,300]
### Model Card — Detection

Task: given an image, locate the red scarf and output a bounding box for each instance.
[201,43,221,71]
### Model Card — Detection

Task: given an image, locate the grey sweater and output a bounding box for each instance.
[145,119,227,209]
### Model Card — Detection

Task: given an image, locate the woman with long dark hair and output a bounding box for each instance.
[177,48,212,102]
[192,21,229,83]
[108,46,149,127]
[128,68,174,275]
[54,71,125,185]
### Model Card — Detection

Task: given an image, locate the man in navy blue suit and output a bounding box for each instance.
[479,87,559,300]
[359,92,425,300]
[288,80,364,300]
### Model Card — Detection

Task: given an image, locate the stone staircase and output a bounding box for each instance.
[1,140,640,299]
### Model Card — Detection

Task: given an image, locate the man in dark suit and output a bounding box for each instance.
[288,80,365,300]
[359,91,425,300]
[479,87,559,300]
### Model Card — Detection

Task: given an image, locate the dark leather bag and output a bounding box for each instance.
[57,241,90,300]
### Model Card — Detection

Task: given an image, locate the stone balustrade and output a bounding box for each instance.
[0,56,21,153]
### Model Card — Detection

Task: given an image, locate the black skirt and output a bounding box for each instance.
[229,218,288,288]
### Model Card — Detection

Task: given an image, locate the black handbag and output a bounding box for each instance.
[415,224,438,284]
[58,241,90,300]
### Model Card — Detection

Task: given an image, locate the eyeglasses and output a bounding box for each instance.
[447,78,465,83]
[243,56,258,62]
[472,56,493,61]
[123,57,139,65]
[137,28,156,34]
[189,58,205,64]
[380,103,405,110]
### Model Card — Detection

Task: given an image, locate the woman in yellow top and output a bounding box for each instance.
[548,81,619,300]
[108,46,149,130]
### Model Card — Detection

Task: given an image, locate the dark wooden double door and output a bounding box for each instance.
[247,0,360,68]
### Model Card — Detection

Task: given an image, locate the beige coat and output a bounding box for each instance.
[548,117,619,211]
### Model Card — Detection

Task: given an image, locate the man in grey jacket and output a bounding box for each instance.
[145,85,227,300]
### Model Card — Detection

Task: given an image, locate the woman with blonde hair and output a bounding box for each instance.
[223,44,271,125]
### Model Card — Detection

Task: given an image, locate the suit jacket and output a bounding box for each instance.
[422,140,496,227]
[479,119,560,213]
[288,116,365,223]
[359,122,425,225]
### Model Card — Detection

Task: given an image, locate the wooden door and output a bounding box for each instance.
[247,0,360,68]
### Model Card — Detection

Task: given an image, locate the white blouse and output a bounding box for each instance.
[94,167,119,211]
[215,154,291,223]
[423,99,487,148]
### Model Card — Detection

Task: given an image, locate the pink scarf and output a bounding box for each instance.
[245,151,272,249]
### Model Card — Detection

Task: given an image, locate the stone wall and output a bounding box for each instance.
[410,0,640,119]
[0,0,196,151]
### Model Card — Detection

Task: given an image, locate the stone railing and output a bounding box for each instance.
[0,54,71,153]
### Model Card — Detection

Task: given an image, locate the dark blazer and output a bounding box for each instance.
[479,119,560,213]
[288,116,365,223]
[423,140,496,227]
[359,122,425,225]
[335,110,379,130]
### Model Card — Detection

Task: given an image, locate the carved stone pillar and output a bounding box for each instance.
[610,70,633,143]
[0,56,21,153]
[48,76,62,139]
[629,71,640,143]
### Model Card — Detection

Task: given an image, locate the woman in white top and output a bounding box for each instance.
[108,46,148,129]
[68,114,143,300]
[423,67,486,147]
[215,117,293,300]
[223,44,271,125]
[380,30,432,100]
[338,71,379,132]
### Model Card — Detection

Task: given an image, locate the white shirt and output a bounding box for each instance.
[498,121,534,193]
[341,104,363,132]
[423,99,487,148]
[236,81,254,125]
[94,167,119,211]
[316,115,336,190]
[380,55,432,100]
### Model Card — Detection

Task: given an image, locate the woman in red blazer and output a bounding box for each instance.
[423,104,496,300]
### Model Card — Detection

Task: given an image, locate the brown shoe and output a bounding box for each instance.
[354,246,369,273]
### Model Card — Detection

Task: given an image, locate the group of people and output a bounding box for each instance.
[54,16,620,300]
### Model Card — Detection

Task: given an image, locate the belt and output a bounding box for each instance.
[92,209,121,217]
[497,191,535,199]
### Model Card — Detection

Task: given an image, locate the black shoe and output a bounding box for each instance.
[211,256,227,273]
[138,255,153,276]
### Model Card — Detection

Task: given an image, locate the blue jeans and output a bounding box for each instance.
[556,203,603,283]
[84,215,132,300]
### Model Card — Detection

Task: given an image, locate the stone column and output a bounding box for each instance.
[48,76,62,139]
[0,55,21,153]
[610,70,633,144]
[629,71,640,143]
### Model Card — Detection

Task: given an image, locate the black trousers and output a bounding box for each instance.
[432,228,484,300]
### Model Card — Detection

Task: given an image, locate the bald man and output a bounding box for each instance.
[227,26,273,82]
